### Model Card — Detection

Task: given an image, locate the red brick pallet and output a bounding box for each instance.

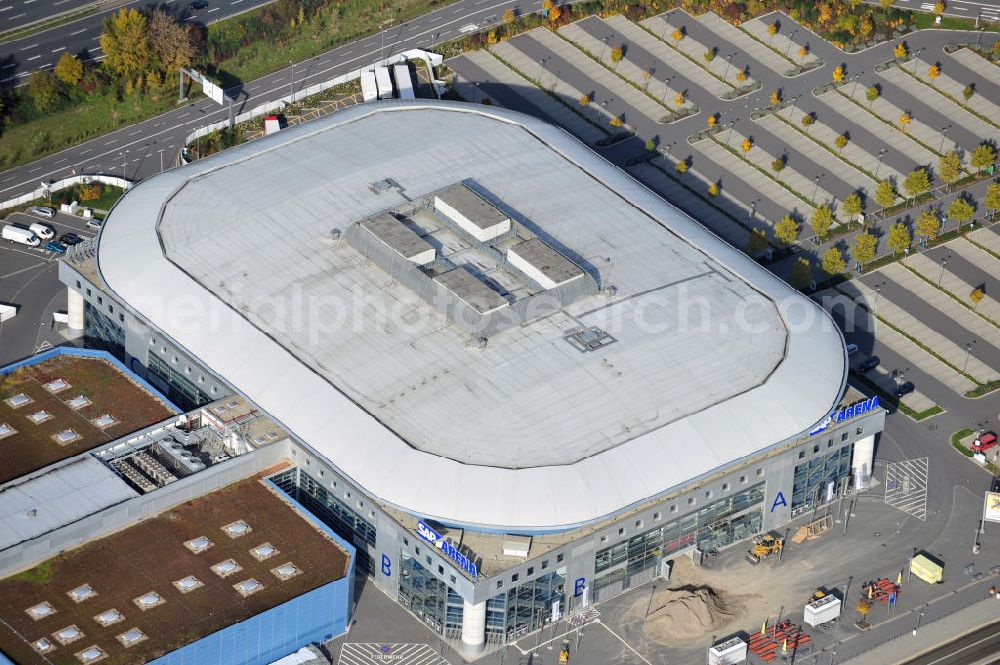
[748,620,813,662]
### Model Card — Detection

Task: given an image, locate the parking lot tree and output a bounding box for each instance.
[947,197,974,224]
[887,222,911,256]
[774,214,799,245]
[801,113,815,128]
[675,159,688,174]
[736,69,747,83]
[503,7,515,23]
[790,257,812,289]
[54,52,83,87]
[933,0,945,15]
[893,42,908,59]
[904,167,930,200]
[772,157,786,173]
[547,5,561,23]
[708,182,719,196]
[579,93,590,105]
[645,138,656,152]
[853,231,877,269]
[927,64,940,84]
[971,143,995,172]
[970,287,985,308]
[821,246,847,276]
[799,46,808,61]
[916,208,941,241]
[609,115,623,127]
[866,85,880,105]
[27,71,60,113]
[986,183,1000,212]
[707,114,717,128]
[835,134,849,151]
[486,30,498,45]
[811,205,834,241]
[741,138,753,153]
[875,179,896,208]
[843,192,863,219]
[100,7,150,81]
[832,65,845,83]
[704,49,716,62]
[938,151,961,185]
[746,227,769,255]
[610,46,623,65]
[674,91,685,107]
[880,0,893,7]
[770,90,780,106]
[672,28,684,42]
[963,84,974,102]
[898,112,911,130]
[767,22,778,41]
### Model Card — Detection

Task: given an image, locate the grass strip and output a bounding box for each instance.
[849,370,942,421]
[950,427,1000,474]
[966,235,1000,262]
[735,23,823,70]
[709,134,817,209]
[484,48,610,136]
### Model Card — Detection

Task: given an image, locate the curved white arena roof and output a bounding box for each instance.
[97,101,846,531]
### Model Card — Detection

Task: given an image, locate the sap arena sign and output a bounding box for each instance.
[809,396,879,436]
[417,521,478,577]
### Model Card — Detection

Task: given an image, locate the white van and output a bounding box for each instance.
[28,222,54,240]
[2,224,41,247]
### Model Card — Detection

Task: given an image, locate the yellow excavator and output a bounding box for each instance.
[746,534,783,564]
[558,643,570,663]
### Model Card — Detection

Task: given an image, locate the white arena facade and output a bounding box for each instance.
[61,101,884,656]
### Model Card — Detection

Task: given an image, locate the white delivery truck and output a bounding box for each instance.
[393,63,416,100]
[29,222,54,239]
[2,224,40,247]
[361,69,378,102]
[374,66,394,99]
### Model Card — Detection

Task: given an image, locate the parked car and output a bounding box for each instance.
[188,0,208,8]
[28,222,54,239]
[85,218,103,230]
[846,343,859,355]
[28,205,55,219]
[2,224,40,246]
[858,356,880,372]
[44,240,67,253]
[59,232,83,245]
[972,432,998,454]
[894,381,915,397]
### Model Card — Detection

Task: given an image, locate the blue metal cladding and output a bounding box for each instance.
[147,480,356,665]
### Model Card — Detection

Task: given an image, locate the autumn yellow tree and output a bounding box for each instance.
[832,65,845,83]
[898,112,911,129]
[798,45,808,61]
[893,42,907,59]
[970,288,985,308]
[579,93,590,106]
[610,46,623,65]
[99,7,149,80]
[927,64,940,83]
[933,0,945,15]
[708,182,719,196]
[736,69,747,82]
[674,91,685,107]
[741,137,753,153]
[770,90,781,105]
[707,114,717,128]
[609,115,623,127]
[672,28,684,42]
[503,7,515,23]
[53,52,83,87]
[767,22,778,41]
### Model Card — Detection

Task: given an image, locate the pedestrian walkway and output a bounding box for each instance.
[818,90,940,172]
[641,13,751,90]
[489,40,613,128]
[696,11,791,78]
[741,15,822,70]
[558,19,695,118]
[450,50,607,145]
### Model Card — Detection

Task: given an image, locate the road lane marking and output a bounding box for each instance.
[70,27,86,35]
[51,47,65,53]
[20,42,38,50]
[26,54,40,61]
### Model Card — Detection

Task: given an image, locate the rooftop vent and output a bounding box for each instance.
[31,637,54,654]
[44,378,70,393]
[0,423,15,439]
[67,584,97,603]
[173,575,203,593]
[359,213,436,266]
[132,591,164,611]
[25,601,56,621]
[434,184,511,243]
[502,535,532,558]
[5,393,32,408]
[183,535,214,554]
[93,609,124,627]
[271,562,302,581]
[249,543,278,561]
[52,625,84,645]
[564,327,617,353]
[67,395,91,410]
[75,644,106,663]
[53,429,81,444]
[29,410,52,424]
[233,578,264,597]
[211,559,242,578]
[506,238,585,290]
[221,520,251,538]
[117,627,147,647]
[91,414,117,429]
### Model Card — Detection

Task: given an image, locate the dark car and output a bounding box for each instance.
[188,0,208,9]
[858,356,880,372]
[895,381,915,397]
[44,240,67,253]
[59,232,82,245]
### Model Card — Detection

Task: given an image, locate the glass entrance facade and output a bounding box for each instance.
[791,446,852,515]
[398,552,464,634]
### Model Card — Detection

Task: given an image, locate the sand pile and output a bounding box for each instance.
[640,585,739,643]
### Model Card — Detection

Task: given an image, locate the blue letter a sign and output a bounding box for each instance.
[770,491,788,512]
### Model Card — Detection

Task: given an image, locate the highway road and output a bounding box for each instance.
[0,0,536,202]
[903,620,1000,664]
[0,0,276,85]
[0,0,98,34]
[864,0,1000,24]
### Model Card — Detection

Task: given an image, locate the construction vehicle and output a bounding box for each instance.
[558,643,570,663]
[746,534,783,564]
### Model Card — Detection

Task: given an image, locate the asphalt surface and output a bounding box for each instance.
[867,0,1000,24]
[0,0,98,34]
[0,0,276,85]
[903,619,1000,664]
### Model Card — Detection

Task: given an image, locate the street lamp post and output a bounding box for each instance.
[812,174,822,204]
[723,54,733,83]
[121,150,127,180]
[874,149,886,181]
[964,342,974,373]
[159,150,164,173]
[851,73,861,100]
[289,61,295,102]
[785,29,797,58]
[601,36,610,61]
[874,284,881,310]
[939,255,949,285]
[726,120,736,147]
[939,126,950,155]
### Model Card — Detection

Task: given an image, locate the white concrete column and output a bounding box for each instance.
[851,434,876,487]
[67,289,84,331]
[460,599,486,656]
